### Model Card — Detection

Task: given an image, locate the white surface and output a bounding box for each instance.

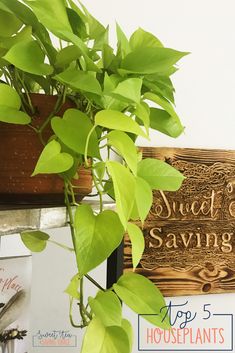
[1,0,235,352]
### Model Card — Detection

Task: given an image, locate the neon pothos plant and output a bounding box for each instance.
[0,0,187,351]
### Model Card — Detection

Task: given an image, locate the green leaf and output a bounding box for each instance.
[137,158,185,191]
[106,131,138,175]
[32,140,74,176]
[0,8,22,37]
[66,7,87,39]
[134,102,150,130]
[150,108,184,138]
[121,319,133,352]
[77,0,106,40]
[64,274,80,300]
[112,78,142,104]
[0,107,31,125]
[20,230,49,252]
[95,110,148,139]
[81,317,130,353]
[51,109,100,158]
[74,205,124,276]
[1,0,39,28]
[54,68,102,95]
[94,162,106,182]
[131,176,153,223]
[0,84,21,109]
[120,47,189,74]
[144,91,184,134]
[55,45,81,68]
[127,223,145,269]
[24,0,72,38]
[113,272,170,329]
[106,161,135,228]
[0,26,32,50]
[88,290,122,327]
[116,23,130,58]
[130,28,163,50]
[3,40,53,75]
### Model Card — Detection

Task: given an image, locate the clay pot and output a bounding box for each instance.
[0,94,92,207]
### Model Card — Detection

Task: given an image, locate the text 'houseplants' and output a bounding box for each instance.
[0,0,188,351]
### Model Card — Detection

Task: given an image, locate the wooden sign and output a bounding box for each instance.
[123,147,235,296]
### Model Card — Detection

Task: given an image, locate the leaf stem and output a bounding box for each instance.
[48,239,74,252]
[84,125,96,167]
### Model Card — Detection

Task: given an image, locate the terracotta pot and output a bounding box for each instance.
[0,94,92,207]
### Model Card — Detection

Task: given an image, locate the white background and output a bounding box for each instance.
[2,0,235,352]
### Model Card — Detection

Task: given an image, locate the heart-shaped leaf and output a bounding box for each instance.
[20,230,49,252]
[150,107,184,138]
[88,290,122,327]
[51,109,100,159]
[120,47,189,74]
[54,68,102,95]
[74,205,124,276]
[24,0,72,38]
[4,40,53,75]
[81,317,130,353]
[106,161,136,228]
[137,158,185,191]
[0,84,21,109]
[0,107,31,125]
[112,78,142,104]
[131,176,153,223]
[130,28,163,50]
[32,140,74,176]
[0,8,22,37]
[95,110,148,139]
[113,272,170,329]
[106,131,138,175]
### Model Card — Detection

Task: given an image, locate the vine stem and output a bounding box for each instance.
[84,125,96,167]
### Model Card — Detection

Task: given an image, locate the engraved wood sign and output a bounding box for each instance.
[123,148,235,296]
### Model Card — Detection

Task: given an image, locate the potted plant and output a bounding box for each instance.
[0,0,188,351]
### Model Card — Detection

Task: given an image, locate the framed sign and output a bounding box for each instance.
[107,147,235,297]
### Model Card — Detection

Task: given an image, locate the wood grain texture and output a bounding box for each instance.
[124,147,235,296]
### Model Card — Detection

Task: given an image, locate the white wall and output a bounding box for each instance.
[2,1,235,352]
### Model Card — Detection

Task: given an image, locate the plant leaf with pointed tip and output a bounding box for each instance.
[95,110,148,139]
[24,0,72,38]
[74,205,124,275]
[131,176,153,223]
[54,68,102,95]
[20,230,49,252]
[112,78,142,104]
[144,91,184,135]
[120,47,189,74]
[113,272,170,329]
[0,8,22,37]
[32,140,74,176]
[81,317,130,353]
[51,109,100,158]
[106,161,135,228]
[3,40,53,75]
[130,28,163,50]
[127,223,145,269]
[0,84,21,109]
[137,158,185,191]
[0,106,31,125]
[88,290,122,327]
[107,131,138,175]
[150,107,184,137]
